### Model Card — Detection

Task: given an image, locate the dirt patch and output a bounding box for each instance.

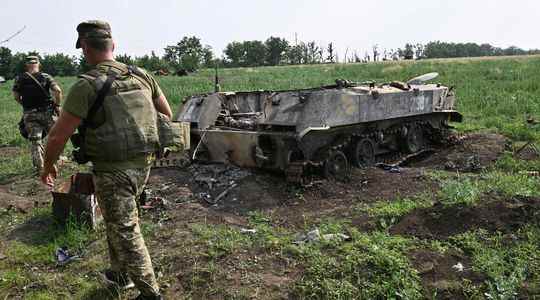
[0,146,22,157]
[409,249,486,299]
[0,191,48,214]
[148,165,439,230]
[409,133,508,171]
[390,196,540,239]
[146,133,508,231]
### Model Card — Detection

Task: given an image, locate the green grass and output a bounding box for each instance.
[355,194,434,229]
[290,227,422,299]
[451,226,540,299]
[1,56,539,299]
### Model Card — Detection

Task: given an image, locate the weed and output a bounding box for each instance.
[450,226,540,299]
[356,194,433,229]
[481,171,540,197]
[439,177,481,207]
[291,226,421,299]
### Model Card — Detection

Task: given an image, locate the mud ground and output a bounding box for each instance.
[1,133,527,298]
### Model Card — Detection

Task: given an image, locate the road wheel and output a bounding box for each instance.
[403,125,424,153]
[324,150,350,181]
[351,138,376,168]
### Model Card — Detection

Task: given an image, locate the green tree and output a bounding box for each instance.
[265,37,289,66]
[243,40,267,67]
[0,47,13,79]
[326,42,335,63]
[40,53,78,76]
[164,36,213,71]
[115,54,135,65]
[402,43,414,60]
[224,41,245,67]
[286,42,307,65]
[137,51,169,71]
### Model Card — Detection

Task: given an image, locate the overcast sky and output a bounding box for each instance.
[1,0,539,59]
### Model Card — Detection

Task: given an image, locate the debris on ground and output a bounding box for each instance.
[55,247,80,266]
[141,197,170,210]
[514,141,539,161]
[520,171,540,177]
[240,228,257,234]
[452,262,465,272]
[294,229,351,244]
[190,164,249,204]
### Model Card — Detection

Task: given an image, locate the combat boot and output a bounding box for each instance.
[99,270,135,290]
[133,293,164,300]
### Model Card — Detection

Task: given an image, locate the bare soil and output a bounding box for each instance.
[390,195,540,240]
[2,132,530,299]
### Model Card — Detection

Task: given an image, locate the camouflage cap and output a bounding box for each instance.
[75,20,112,49]
[25,56,39,64]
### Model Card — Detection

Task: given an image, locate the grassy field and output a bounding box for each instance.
[0,56,539,299]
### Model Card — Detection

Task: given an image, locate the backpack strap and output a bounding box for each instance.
[84,72,117,129]
[25,72,51,99]
[126,65,152,91]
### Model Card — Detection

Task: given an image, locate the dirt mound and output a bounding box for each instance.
[409,249,486,299]
[409,133,508,171]
[390,196,540,239]
[0,191,40,213]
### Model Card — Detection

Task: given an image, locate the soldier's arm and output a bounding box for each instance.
[154,94,172,119]
[46,75,63,105]
[143,69,173,119]
[13,91,22,104]
[51,85,63,105]
[41,111,81,187]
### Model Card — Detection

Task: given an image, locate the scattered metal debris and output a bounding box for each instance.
[153,152,191,169]
[444,154,481,172]
[55,247,80,266]
[520,171,540,178]
[191,164,249,205]
[452,262,465,272]
[514,141,539,160]
[294,229,351,244]
[141,197,169,210]
[240,228,257,234]
[376,149,435,173]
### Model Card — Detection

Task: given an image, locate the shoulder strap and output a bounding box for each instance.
[127,65,152,91]
[25,72,50,98]
[84,72,117,129]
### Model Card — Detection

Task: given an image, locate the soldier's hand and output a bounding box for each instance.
[40,164,58,189]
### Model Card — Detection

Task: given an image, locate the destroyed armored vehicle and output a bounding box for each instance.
[174,73,462,182]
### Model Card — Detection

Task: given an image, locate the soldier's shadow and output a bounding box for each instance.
[6,209,94,246]
[6,212,56,245]
[80,286,123,300]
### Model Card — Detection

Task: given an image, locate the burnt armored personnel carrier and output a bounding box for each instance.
[174,73,462,182]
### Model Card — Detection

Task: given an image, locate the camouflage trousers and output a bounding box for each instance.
[93,166,160,297]
[23,109,56,171]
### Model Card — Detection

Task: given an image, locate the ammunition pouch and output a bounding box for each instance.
[157,113,190,152]
[70,132,90,164]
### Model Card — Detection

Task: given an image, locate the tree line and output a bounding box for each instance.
[1,37,539,79]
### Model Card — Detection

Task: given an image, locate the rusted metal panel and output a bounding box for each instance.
[197,130,259,167]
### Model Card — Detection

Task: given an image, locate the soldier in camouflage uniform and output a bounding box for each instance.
[41,21,172,300]
[12,56,62,172]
